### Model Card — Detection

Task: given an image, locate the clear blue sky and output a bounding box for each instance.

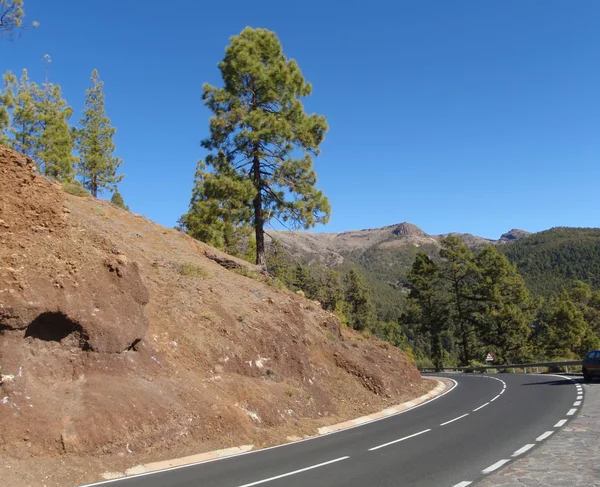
[3,0,599,238]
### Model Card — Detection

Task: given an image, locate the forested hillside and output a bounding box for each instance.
[501,227,600,297]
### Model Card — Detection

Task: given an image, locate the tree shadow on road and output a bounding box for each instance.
[521,378,583,386]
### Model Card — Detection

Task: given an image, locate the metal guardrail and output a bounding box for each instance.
[419,360,582,374]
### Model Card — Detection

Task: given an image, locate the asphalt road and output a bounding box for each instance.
[84,373,582,487]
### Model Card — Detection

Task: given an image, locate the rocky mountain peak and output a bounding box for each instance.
[392,222,427,238]
[500,229,531,241]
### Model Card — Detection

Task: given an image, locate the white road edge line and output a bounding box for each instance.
[473,402,489,412]
[511,444,534,457]
[453,482,472,487]
[237,456,350,487]
[482,459,510,474]
[78,379,459,486]
[368,429,431,451]
[574,401,582,406]
[536,431,554,442]
[554,419,567,428]
[490,395,500,402]
[440,413,469,426]
[567,408,577,416]
[577,396,583,400]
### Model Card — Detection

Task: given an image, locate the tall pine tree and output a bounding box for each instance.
[406,252,448,368]
[37,81,76,180]
[75,69,123,196]
[0,71,15,146]
[344,269,376,331]
[10,68,39,157]
[197,27,330,267]
[439,235,479,365]
[473,245,538,364]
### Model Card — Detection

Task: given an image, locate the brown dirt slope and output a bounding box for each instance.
[0,145,429,486]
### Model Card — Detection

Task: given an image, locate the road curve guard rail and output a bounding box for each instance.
[419,360,582,374]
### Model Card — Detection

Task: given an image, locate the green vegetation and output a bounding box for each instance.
[0,0,37,37]
[75,69,123,197]
[501,227,600,296]
[0,65,124,197]
[92,206,106,217]
[180,27,330,268]
[179,262,211,279]
[110,189,129,211]
[3,68,76,180]
[405,237,540,366]
[62,180,90,197]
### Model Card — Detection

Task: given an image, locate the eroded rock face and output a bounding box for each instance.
[1,258,149,353]
[0,145,150,353]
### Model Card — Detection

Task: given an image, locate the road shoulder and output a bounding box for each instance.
[476,377,599,487]
[98,377,453,481]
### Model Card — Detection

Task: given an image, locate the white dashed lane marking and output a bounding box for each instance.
[237,457,350,487]
[452,482,472,487]
[511,444,534,457]
[554,419,567,428]
[440,414,469,426]
[482,459,510,474]
[368,429,431,451]
[473,402,489,412]
[536,431,554,442]
[567,408,577,416]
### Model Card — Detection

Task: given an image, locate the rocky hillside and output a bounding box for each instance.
[0,146,429,487]
[268,222,530,267]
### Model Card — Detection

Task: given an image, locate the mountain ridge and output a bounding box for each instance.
[267,222,532,267]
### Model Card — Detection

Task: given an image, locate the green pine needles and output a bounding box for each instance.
[181,27,331,267]
[75,69,123,197]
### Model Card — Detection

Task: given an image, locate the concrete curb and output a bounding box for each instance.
[101,377,451,480]
[317,377,449,434]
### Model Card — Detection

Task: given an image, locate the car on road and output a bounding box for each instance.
[582,350,600,382]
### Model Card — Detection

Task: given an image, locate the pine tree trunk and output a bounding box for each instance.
[252,146,266,269]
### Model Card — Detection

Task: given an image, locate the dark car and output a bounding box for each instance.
[582,350,600,382]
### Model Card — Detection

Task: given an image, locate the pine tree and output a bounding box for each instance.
[544,292,590,358]
[10,68,39,157]
[439,235,479,365]
[37,82,76,180]
[0,71,15,146]
[75,69,123,196]
[473,245,539,364]
[178,159,254,254]
[406,252,448,368]
[344,269,376,331]
[110,189,129,211]
[198,27,330,268]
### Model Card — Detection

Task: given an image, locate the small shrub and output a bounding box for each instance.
[296,290,305,298]
[415,357,435,370]
[62,180,90,197]
[233,266,251,277]
[93,206,106,217]
[110,190,130,211]
[265,277,286,290]
[179,262,211,278]
[199,311,216,321]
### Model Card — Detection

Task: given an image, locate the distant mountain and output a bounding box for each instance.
[269,223,600,321]
[500,227,600,296]
[267,223,532,322]
[267,222,530,267]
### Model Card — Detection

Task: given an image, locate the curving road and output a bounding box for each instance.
[83,373,582,487]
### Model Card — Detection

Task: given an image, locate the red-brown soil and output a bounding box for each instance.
[0,145,431,486]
